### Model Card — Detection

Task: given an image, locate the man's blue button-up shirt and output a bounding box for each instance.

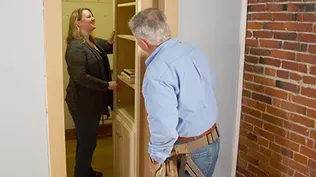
[142,38,218,164]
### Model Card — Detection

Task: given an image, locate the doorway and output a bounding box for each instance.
[61,0,115,176]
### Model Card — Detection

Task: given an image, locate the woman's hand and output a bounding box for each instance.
[107,30,115,45]
[108,81,119,91]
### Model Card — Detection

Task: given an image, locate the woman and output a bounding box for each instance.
[65,8,118,177]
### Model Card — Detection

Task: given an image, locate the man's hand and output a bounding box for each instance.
[107,30,115,45]
[149,158,162,177]
[108,81,119,91]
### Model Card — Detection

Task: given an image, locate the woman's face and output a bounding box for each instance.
[77,10,96,33]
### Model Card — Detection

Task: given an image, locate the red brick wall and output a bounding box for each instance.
[238,1,316,177]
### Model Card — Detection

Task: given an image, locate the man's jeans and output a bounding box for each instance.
[177,138,220,177]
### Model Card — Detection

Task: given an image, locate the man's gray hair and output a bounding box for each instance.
[128,8,171,45]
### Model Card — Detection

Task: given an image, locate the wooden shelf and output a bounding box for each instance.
[118,2,136,7]
[117,75,135,89]
[118,35,135,41]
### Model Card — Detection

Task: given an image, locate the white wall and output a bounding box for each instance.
[178,0,247,176]
[62,0,114,129]
[0,0,50,177]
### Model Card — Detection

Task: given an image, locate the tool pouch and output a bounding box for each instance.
[154,155,178,177]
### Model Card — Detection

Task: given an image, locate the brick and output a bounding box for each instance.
[270,160,289,174]
[266,105,289,119]
[294,153,308,165]
[265,87,288,99]
[258,137,269,147]
[242,97,266,111]
[288,3,316,12]
[301,87,316,99]
[275,136,299,151]
[276,80,300,93]
[248,163,269,177]
[246,30,252,38]
[288,132,307,146]
[248,4,266,12]
[284,120,309,136]
[264,68,276,76]
[250,48,271,56]
[294,172,306,177]
[269,142,282,153]
[244,73,254,81]
[311,170,316,177]
[266,4,287,11]
[308,159,316,169]
[253,31,273,39]
[272,98,281,107]
[292,95,316,109]
[247,22,263,29]
[273,13,297,21]
[254,75,275,86]
[303,76,316,85]
[297,53,316,65]
[277,70,289,79]
[245,47,250,54]
[271,50,295,60]
[254,127,275,141]
[242,105,262,118]
[297,13,316,22]
[259,161,283,177]
[262,113,284,126]
[310,130,316,139]
[282,61,307,73]
[236,166,250,177]
[240,135,260,150]
[314,24,316,33]
[245,64,264,74]
[274,32,297,41]
[311,66,316,75]
[282,147,294,158]
[246,39,259,47]
[307,109,316,119]
[300,146,316,161]
[264,123,286,136]
[283,42,307,52]
[259,57,281,67]
[309,44,316,54]
[290,113,315,128]
[239,151,259,166]
[248,150,270,163]
[281,101,306,115]
[290,72,303,81]
[286,22,313,32]
[252,93,272,104]
[243,89,251,98]
[245,82,265,92]
[244,114,264,127]
[262,22,285,30]
[250,13,273,21]
[289,159,309,175]
[259,39,282,48]
[306,138,314,149]
[241,120,254,132]
[298,34,316,43]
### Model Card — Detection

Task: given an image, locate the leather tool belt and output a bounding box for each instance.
[154,123,220,177]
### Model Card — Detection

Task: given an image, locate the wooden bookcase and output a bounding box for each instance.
[112,1,178,177]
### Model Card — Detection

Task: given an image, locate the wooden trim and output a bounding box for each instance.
[44,0,67,176]
[231,0,248,176]
[65,123,113,141]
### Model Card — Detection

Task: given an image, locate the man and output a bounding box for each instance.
[128,8,220,177]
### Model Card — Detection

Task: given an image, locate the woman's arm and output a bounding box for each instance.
[66,40,109,91]
[95,38,113,54]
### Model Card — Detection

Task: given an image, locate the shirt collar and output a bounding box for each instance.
[145,38,179,67]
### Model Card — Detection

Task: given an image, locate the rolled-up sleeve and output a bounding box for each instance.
[142,79,179,164]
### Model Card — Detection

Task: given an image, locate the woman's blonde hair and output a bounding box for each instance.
[66,8,95,44]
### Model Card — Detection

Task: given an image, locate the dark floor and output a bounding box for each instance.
[66,137,113,177]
